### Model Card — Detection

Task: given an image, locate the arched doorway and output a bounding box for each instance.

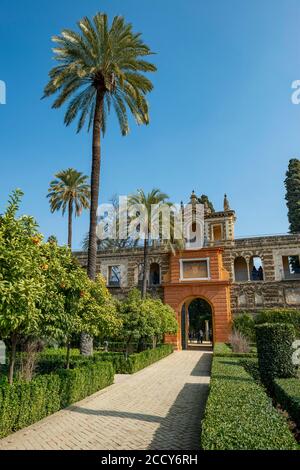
[181,297,213,350]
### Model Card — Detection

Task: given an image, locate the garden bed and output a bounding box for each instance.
[201,356,298,450]
[214,342,257,358]
[274,378,300,428]
[0,361,114,439]
[37,344,174,375]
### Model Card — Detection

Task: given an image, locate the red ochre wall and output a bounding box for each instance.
[163,248,232,350]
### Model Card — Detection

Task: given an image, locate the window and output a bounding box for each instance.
[282,255,300,279]
[212,224,222,241]
[180,258,210,280]
[234,257,248,282]
[249,256,264,281]
[108,265,121,287]
[150,263,160,285]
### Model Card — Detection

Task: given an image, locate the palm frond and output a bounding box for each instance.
[43,12,156,135]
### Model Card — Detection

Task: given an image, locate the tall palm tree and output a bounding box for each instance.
[43,13,156,355]
[43,13,156,281]
[128,189,170,298]
[47,168,90,248]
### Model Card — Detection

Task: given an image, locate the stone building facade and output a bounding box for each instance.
[75,192,300,349]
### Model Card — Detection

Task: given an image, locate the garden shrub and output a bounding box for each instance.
[256,323,297,388]
[239,357,260,382]
[274,378,300,427]
[31,344,173,377]
[255,309,300,337]
[0,361,114,439]
[214,342,256,358]
[201,357,298,450]
[127,344,173,373]
[94,352,132,374]
[36,355,91,374]
[229,330,250,353]
[58,361,114,407]
[233,313,255,341]
[95,344,173,374]
[0,373,61,438]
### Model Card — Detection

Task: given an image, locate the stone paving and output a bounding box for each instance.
[0,350,212,450]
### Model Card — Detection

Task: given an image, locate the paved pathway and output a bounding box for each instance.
[0,351,212,450]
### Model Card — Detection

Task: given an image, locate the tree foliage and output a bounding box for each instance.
[116,289,177,349]
[43,13,156,135]
[285,158,300,233]
[0,191,120,380]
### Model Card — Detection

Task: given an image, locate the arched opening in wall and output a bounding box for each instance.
[234,256,248,282]
[181,298,213,350]
[249,256,264,281]
[212,224,222,241]
[149,263,160,286]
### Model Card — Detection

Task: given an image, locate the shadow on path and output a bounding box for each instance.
[190,352,212,376]
[68,352,212,450]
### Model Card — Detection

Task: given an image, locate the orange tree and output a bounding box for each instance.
[0,191,121,381]
[39,244,121,368]
[0,190,48,383]
[116,289,177,352]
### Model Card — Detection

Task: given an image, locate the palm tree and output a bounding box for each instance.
[43,13,156,356]
[43,13,156,282]
[47,168,90,248]
[128,189,170,297]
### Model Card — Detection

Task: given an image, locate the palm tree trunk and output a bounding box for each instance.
[81,88,104,356]
[68,199,73,248]
[8,333,18,385]
[142,238,149,298]
[87,88,103,280]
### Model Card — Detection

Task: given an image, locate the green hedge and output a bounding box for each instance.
[36,345,173,375]
[256,323,297,388]
[0,361,114,439]
[36,355,91,374]
[94,352,132,374]
[214,342,256,358]
[95,344,173,374]
[274,378,300,428]
[201,357,298,450]
[255,309,300,337]
[233,313,256,341]
[58,361,114,408]
[127,344,173,373]
[239,357,261,382]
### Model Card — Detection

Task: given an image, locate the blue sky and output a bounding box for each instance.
[1,0,300,248]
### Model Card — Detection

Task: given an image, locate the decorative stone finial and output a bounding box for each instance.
[224,194,230,211]
[190,190,197,205]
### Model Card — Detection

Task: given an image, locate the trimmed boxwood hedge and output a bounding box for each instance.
[256,323,297,388]
[126,344,173,373]
[255,309,300,337]
[94,352,133,374]
[35,344,174,375]
[201,357,298,450]
[274,378,300,428]
[239,357,260,382]
[94,344,174,374]
[0,361,114,439]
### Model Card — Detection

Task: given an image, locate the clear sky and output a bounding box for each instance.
[1,0,300,248]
